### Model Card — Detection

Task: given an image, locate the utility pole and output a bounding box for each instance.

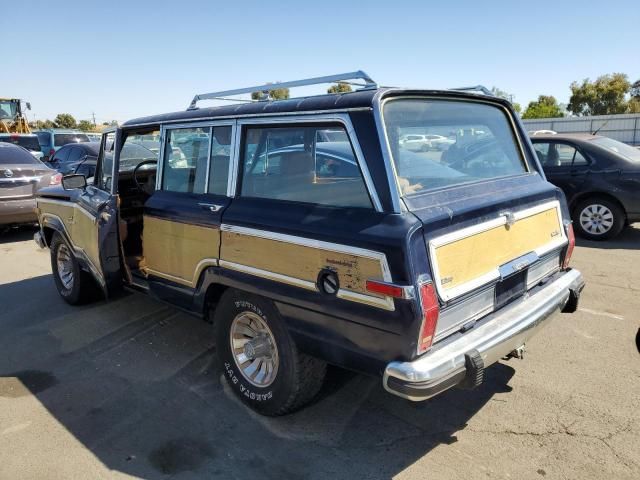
[92,112,96,127]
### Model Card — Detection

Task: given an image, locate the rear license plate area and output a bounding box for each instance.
[495,270,527,309]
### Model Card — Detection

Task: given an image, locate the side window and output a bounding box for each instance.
[67,147,84,163]
[573,149,588,166]
[35,132,49,146]
[555,144,578,166]
[533,142,550,164]
[209,125,232,195]
[51,146,70,163]
[98,132,115,191]
[240,125,372,208]
[162,127,210,194]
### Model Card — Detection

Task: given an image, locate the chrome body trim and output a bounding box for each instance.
[123,108,372,129]
[37,197,97,224]
[158,120,236,195]
[383,268,584,401]
[219,224,395,310]
[220,224,392,273]
[428,200,567,302]
[372,90,403,213]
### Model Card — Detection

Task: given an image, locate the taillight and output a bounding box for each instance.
[49,148,56,156]
[563,223,575,269]
[366,280,405,298]
[417,282,440,355]
[49,173,62,185]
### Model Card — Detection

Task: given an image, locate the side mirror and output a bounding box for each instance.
[62,174,87,190]
[26,102,32,110]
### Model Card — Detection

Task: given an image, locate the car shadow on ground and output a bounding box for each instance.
[0,225,37,244]
[0,276,516,480]
[576,223,640,251]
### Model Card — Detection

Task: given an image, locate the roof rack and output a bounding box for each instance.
[450,85,494,96]
[188,70,377,110]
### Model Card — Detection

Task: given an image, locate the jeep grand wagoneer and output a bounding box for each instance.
[34,72,584,415]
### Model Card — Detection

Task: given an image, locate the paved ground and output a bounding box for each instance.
[0,225,639,480]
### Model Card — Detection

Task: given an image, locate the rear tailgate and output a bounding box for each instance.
[406,174,568,341]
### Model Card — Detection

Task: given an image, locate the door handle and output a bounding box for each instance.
[198,202,223,213]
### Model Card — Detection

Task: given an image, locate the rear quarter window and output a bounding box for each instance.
[240,125,373,209]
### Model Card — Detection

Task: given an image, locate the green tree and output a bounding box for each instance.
[32,119,55,129]
[629,97,640,113]
[327,82,353,94]
[522,95,565,119]
[77,120,95,131]
[490,86,520,113]
[251,83,290,101]
[54,113,77,128]
[568,73,631,116]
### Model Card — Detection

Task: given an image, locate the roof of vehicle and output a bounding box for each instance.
[0,133,38,137]
[33,129,88,134]
[123,88,509,128]
[58,141,101,155]
[529,133,603,142]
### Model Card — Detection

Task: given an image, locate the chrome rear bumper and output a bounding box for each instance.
[383,268,584,401]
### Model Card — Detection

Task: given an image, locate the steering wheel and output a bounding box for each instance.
[133,159,158,195]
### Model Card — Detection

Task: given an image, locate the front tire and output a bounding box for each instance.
[50,233,98,304]
[573,197,625,240]
[214,289,326,416]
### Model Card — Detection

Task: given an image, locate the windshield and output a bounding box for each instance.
[383,99,527,195]
[0,135,41,151]
[0,100,18,120]
[54,133,90,147]
[591,137,640,162]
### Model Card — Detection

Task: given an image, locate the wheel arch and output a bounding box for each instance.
[570,191,627,220]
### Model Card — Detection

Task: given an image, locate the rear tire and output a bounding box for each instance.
[214,289,326,416]
[50,233,99,304]
[572,197,625,241]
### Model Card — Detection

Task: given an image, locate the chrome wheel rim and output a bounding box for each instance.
[229,311,279,388]
[56,243,74,290]
[579,204,614,235]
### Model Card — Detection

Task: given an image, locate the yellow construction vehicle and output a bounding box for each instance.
[0,98,32,134]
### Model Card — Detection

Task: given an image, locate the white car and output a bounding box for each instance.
[400,134,454,152]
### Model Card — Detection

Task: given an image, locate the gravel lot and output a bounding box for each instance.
[0,225,639,480]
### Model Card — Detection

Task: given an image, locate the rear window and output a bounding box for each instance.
[383,99,527,195]
[0,144,41,164]
[0,135,41,151]
[590,137,640,162]
[54,133,90,147]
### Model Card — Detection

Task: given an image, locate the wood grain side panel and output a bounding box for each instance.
[143,216,220,285]
[220,231,386,297]
[435,208,562,291]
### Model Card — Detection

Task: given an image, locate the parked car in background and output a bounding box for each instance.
[47,142,100,176]
[0,133,45,161]
[0,143,60,227]
[400,133,455,152]
[34,129,90,161]
[531,133,640,240]
[85,132,102,142]
[400,134,433,152]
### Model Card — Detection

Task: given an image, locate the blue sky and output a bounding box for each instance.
[3,0,638,124]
